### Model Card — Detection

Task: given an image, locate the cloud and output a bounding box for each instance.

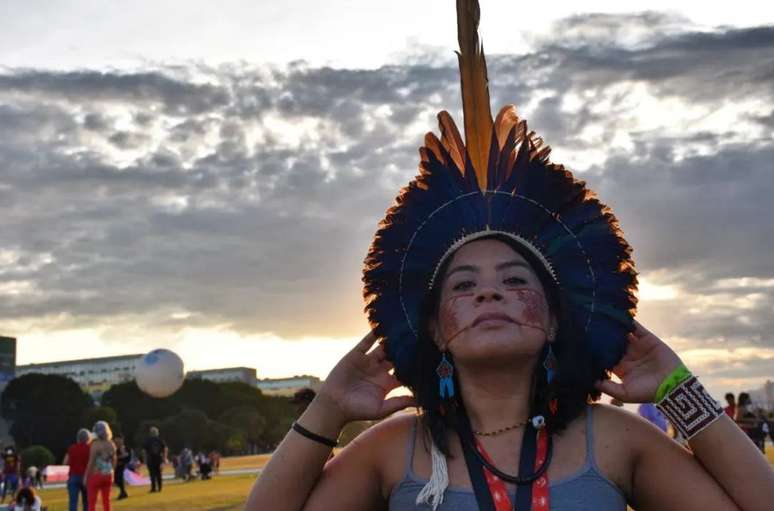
[1,13,773,389]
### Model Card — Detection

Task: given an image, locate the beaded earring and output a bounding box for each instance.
[543,343,557,384]
[436,352,455,400]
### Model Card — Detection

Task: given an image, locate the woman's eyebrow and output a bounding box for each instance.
[496,261,530,271]
[446,264,478,278]
[446,260,529,278]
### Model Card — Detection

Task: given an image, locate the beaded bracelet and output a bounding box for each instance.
[654,363,692,402]
[656,375,723,440]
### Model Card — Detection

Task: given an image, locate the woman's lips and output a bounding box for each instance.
[472,312,514,327]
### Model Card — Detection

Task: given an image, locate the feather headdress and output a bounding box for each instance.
[362,0,637,386]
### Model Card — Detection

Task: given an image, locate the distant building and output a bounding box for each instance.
[16,354,142,399]
[256,375,321,396]
[0,336,16,387]
[14,351,325,401]
[188,367,256,386]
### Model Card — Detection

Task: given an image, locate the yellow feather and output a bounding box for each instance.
[456,0,493,190]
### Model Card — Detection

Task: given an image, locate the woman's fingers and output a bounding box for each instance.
[379,360,395,373]
[595,379,628,401]
[353,330,378,354]
[379,395,417,417]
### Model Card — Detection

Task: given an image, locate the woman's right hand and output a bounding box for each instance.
[315,331,416,426]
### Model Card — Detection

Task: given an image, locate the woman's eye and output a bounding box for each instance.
[452,281,474,291]
[504,276,526,285]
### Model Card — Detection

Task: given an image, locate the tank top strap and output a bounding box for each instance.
[585,404,601,471]
[403,415,419,478]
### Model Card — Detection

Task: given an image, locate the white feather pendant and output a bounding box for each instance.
[415,440,449,510]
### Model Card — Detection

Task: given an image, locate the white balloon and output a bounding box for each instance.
[135,349,185,398]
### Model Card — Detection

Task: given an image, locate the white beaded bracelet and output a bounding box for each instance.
[656,376,723,440]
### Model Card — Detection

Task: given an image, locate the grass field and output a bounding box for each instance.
[36,474,254,511]
[31,447,774,510]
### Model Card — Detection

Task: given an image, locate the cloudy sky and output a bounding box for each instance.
[1,0,773,400]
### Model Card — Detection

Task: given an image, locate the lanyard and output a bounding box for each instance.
[456,414,551,511]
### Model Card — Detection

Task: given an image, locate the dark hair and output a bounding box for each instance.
[15,487,36,505]
[725,392,735,402]
[738,392,751,406]
[407,234,604,456]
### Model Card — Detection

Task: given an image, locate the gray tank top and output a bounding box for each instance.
[389,405,626,510]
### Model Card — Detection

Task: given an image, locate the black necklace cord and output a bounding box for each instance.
[457,411,554,485]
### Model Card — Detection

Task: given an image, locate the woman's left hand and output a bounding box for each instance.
[595,320,683,403]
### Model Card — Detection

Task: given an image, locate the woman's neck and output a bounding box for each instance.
[455,359,537,432]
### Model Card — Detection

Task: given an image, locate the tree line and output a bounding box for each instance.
[0,373,319,462]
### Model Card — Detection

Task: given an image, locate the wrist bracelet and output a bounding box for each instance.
[655,363,692,402]
[656,376,723,440]
[292,421,338,448]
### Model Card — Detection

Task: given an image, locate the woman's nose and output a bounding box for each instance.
[475,286,503,302]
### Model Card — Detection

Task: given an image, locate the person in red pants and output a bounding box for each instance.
[84,421,116,511]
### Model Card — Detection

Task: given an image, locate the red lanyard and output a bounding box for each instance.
[474,428,550,511]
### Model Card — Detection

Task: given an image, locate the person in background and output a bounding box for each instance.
[1,447,21,503]
[8,486,42,511]
[736,393,765,453]
[32,467,43,490]
[63,428,91,511]
[180,448,194,482]
[142,426,167,493]
[84,421,116,511]
[638,402,669,433]
[724,393,737,418]
[195,451,212,480]
[208,450,221,476]
[113,436,130,500]
[23,466,42,490]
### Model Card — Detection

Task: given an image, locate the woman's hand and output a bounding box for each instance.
[315,331,415,426]
[595,320,683,403]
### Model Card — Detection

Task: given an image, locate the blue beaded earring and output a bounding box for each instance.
[437,352,455,400]
[543,343,557,384]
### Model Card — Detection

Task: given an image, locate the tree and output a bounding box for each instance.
[1,374,93,459]
[104,379,267,451]
[102,381,180,450]
[81,406,121,436]
[20,445,55,470]
[218,405,267,453]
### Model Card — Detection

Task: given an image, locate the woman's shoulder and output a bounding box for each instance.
[337,411,418,494]
[350,410,418,453]
[590,402,670,440]
[586,403,675,496]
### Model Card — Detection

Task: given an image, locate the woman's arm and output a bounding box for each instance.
[84,442,97,481]
[686,414,772,510]
[597,321,774,511]
[597,405,739,511]
[244,332,414,511]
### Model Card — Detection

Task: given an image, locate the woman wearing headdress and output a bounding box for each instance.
[245,2,774,509]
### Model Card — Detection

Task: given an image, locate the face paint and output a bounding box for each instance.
[438,294,472,345]
[512,288,547,331]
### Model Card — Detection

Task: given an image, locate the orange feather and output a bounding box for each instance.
[456,0,493,190]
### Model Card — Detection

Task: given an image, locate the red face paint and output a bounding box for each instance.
[438,294,473,344]
[508,288,547,333]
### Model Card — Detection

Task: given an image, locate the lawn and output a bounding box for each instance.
[33,447,774,510]
[37,474,255,511]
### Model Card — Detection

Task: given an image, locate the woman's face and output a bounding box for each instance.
[431,238,556,363]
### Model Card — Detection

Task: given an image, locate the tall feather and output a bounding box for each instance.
[456,0,493,191]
